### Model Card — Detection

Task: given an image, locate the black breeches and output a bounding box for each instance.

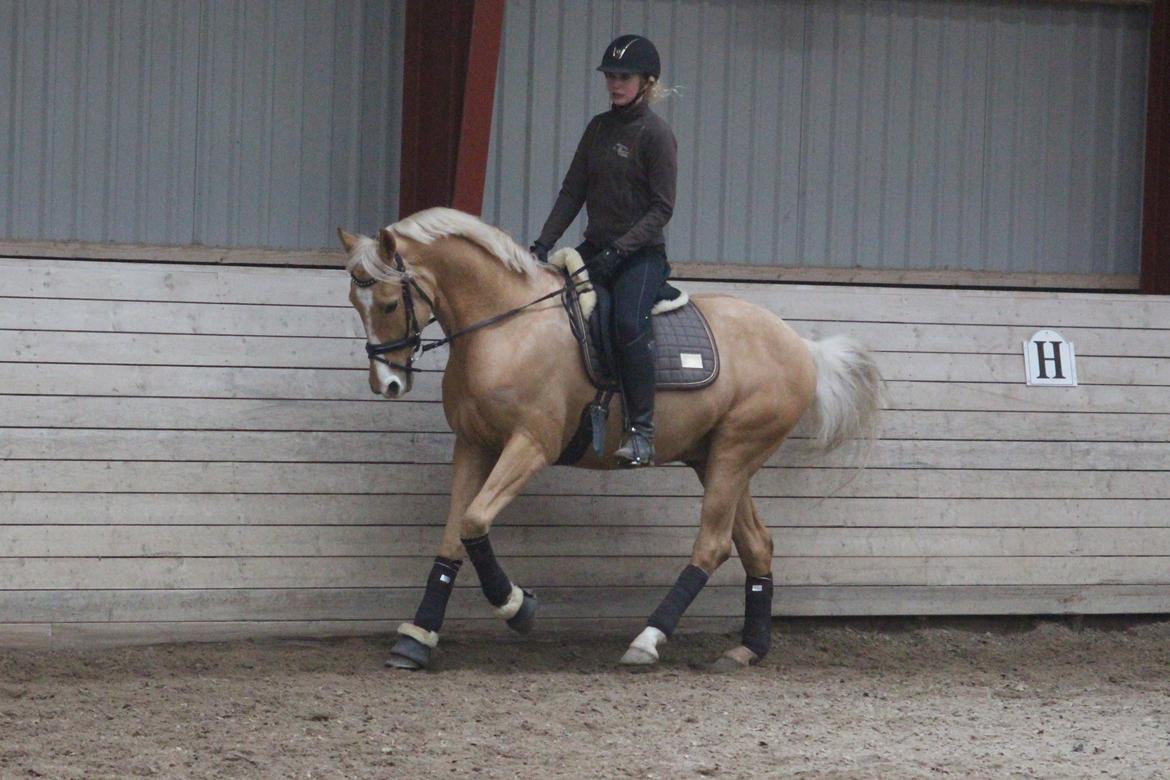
[576,241,668,347]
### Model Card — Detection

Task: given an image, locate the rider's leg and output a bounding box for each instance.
[611,246,667,466]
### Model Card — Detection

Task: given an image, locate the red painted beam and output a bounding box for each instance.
[399,0,504,219]
[1140,0,1170,294]
[452,0,506,215]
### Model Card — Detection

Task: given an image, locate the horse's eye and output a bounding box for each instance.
[383,301,399,314]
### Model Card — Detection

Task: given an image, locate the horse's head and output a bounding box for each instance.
[339,227,436,399]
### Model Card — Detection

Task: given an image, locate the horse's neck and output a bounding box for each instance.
[421,241,554,336]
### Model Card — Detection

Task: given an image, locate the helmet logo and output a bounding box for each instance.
[612,38,638,59]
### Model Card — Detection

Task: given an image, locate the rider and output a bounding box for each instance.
[530,34,678,467]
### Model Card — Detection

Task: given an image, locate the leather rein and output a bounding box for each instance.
[352,252,588,374]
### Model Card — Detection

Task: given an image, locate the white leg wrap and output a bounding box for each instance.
[397,622,439,649]
[492,584,525,620]
[620,626,667,665]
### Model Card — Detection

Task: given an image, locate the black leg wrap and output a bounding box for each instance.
[462,534,513,607]
[647,564,710,637]
[742,575,774,658]
[412,557,462,633]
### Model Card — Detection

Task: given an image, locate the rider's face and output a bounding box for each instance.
[605,72,643,107]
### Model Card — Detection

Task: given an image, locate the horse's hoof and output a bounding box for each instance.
[505,589,537,634]
[619,645,659,665]
[385,635,431,670]
[619,626,666,665]
[709,646,759,674]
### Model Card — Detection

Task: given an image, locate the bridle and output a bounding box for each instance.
[352,251,438,374]
[352,251,590,374]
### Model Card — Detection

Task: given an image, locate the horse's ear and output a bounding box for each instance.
[337,228,360,253]
[377,228,397,260]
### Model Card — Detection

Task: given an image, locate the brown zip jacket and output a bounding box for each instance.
[536,100,677,256]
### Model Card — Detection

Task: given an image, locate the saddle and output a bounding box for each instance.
[549,249,720,465]
[551,249,720,391]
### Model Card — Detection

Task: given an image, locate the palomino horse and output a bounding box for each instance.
[340,208,882,671]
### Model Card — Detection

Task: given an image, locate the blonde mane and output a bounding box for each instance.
[390,208,537,275]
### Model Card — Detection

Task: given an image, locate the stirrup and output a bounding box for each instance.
[615,429,654,467]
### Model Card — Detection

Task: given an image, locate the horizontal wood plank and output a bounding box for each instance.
[3,354,1167,400]
[4,554,1170,590]
[0,242,1148,290]
[2,461,1170,498]
[2,583,1168,625]
[0,296,362,338]
[3,398,1168,439]
[2,494,1165,529]
[4,525,1169,559]
[3,429,1168,470]
[0,396,447,431]
[0,586,749,622]
[2,397,1166,443]
[0,259,345,306]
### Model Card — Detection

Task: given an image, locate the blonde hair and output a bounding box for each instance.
[644,76,679,104]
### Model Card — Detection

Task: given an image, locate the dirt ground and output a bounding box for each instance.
[3,618,1170,779]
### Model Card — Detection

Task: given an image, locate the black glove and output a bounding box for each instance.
[529,241,550,264]
[586,246,624,283]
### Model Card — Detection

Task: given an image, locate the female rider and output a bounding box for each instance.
[531,34,677,467]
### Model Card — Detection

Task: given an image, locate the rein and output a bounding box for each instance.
[353,254,591,374]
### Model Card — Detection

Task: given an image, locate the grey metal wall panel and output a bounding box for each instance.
[193,0,404,249]
[483,0,1150,276]
[0,0,402,250]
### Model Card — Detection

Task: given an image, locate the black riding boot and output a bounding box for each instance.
[614,330,656,466]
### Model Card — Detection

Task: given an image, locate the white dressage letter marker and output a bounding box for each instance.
[1024,330,1077,386]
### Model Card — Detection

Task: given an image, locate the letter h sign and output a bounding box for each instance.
[1024,329,1077,386]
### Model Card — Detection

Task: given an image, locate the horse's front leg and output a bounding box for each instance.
[387,439,494,670]
[458,432,548,634]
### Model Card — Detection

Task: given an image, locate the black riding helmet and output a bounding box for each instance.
[596,34,660,80]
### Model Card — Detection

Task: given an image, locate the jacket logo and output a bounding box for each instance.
[613,142,630,158]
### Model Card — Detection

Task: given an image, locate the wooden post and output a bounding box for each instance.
[399,0,505,218]
[1141,0,1169,294]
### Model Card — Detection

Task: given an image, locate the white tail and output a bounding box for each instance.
[804,335,884,453]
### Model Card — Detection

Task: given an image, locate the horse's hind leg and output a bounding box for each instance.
[621,455,749,666]
[712,492,775,672]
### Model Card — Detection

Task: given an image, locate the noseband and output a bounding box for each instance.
[352,251,437,374]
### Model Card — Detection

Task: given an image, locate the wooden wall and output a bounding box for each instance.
[1,257,1168,648]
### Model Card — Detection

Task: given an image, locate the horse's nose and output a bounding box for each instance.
[383,376,403,398]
